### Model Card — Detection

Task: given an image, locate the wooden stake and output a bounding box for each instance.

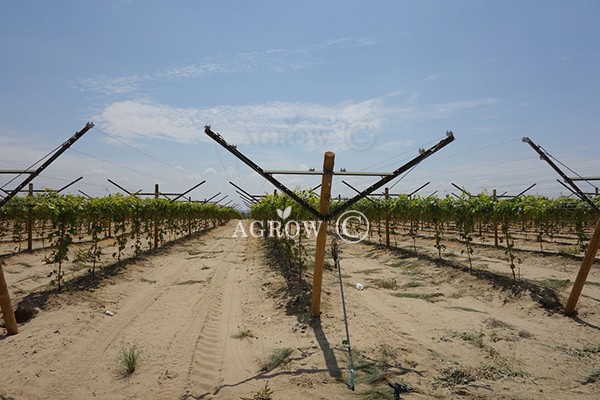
[564,215,600,316]
[385,187,390,248]
[154,184,159,250]
[27,183,33,252]
[0,262,19,335]
[310,151,335,318]
[493,189,499,247]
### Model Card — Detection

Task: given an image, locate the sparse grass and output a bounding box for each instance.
[118,343,142,376]
[403,280,422,288]
[518,330,533,339]
[429,349,445,360]
[377,343,398,365]
[140,277,157,284]
[582,344,600,353]
[233,329,254,339]
[392,292,441,301]
[360,386,392,399]
[443,252,457,258]
[446,306,482,313]
[586,281,600,287]
[398,263,422,276]
[584,368,600,384]
[16,274,41,283]
[361,268,382,275]
[3,268,19,274]
[390,260,412,268]
[441,330,498,356]
[483,317,514,330]
[174,279,203,285]
[372,278,398,290]
[201,265,210,270]
[433,362,529,388]
[68,263,87,272]
[260,347,294,372]
[16,262,32,268]
[240,381,273,400]
[558,246,581,256]
[365,250,378,259]
[454,331,485,349]
[528,278,570,291]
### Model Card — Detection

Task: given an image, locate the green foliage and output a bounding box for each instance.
[260,347,294,372]
[1,193,241,286]
[240,382,273,400]
[118,343,142,375]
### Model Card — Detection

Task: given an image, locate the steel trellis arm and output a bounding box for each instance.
[0,122,94,209]
[204,126,455,221]
[204,126,323,220]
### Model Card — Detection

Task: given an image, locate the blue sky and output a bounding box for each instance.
[1,1,599,209]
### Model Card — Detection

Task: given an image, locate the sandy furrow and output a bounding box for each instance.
[2,222,241,399]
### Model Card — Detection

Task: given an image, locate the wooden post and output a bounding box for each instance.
[310,151,335,318]
[0,262,19,335]
[493,189,499,247]
[385,187,390,248]
[154,184,159,250]
[27,183,33,252]
[564,215,600,316]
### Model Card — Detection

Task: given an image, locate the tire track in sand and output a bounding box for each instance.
[28,222,240,399]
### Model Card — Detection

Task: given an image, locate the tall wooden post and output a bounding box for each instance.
[564,215,600,316]
[385,187,390,248]
[310,151,335,318]
[27,183,33,252]
[0,262,18,335]
[493,189,499,247]
[154,184,159,250]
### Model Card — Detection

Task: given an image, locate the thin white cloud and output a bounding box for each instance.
[76,36,377,97]
[425,74,442,80]
[93,95,500,152]
[375,140,414,150]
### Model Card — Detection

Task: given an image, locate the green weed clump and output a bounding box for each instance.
[260,348,294,372]
[240,382,273,400]
[118,343,142,375]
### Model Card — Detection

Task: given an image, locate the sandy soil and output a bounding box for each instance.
[1,219,600,399]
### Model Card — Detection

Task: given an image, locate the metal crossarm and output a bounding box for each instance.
[0,122,94,209]
[205,126,455,221]
[327,131,455,219]
[523,137,599,214]
[204,125,323,220]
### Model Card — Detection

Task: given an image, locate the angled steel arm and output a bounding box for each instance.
[169,180,206,203]
[409,181,430,197]
[516,183,536,197]
[230,181,259,200]
[0,122,94,208]
[56,176,83,193]
[107,179,134,195]
[205,125,322,220]
[78,190,93,199]
[523,137,599,214]
[342,180,376,205]
[328,132,455,219]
